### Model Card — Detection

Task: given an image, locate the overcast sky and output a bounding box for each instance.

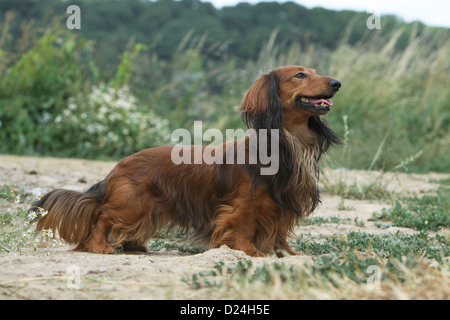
[208,0,450,28]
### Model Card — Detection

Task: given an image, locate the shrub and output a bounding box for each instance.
[53,84,171,159]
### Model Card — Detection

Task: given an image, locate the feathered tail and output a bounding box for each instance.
[31,181,105,251]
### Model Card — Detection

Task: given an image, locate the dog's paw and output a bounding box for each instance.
[89,243,115,254]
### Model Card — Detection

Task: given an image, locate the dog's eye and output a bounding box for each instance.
[294,72,307,79]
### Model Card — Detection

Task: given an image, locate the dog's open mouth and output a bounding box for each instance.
[296,95,334,114]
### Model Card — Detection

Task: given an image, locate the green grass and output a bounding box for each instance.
[371,188,450,231]
[292,231,448,261]
[183,259,301,289]
[299,216,353,226]
[182,230,449,298]
[320,177,395,201]
[433,177,450,186]
[322,29,450,173]
[183,248,448,298]
[147,238,205,254]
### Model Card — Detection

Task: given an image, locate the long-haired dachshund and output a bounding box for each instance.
[32,66,341,257]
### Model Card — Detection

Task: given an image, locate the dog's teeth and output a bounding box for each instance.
[301,97,309,103]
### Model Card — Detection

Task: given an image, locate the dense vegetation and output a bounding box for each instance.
[0,0,449,172]
[0,0,428,68]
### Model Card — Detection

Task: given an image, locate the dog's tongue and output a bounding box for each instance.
[309,99,333,106]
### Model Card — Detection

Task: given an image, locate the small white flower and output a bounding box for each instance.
[68,102,77,111]
[22,230,33,240]
[14,195,21,204]
[41,112,52,124]
[40,208,48,218]
[44,228,54,238]
[9,242,17,251]
[28,211,37,220]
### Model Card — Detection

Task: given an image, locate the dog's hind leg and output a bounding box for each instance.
[86,211,115,254]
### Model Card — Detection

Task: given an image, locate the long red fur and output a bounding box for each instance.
[32,66,341,257]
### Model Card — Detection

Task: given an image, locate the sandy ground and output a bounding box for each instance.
[0,154,448,299]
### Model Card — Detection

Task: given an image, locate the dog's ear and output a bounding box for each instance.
[240,71,283,130]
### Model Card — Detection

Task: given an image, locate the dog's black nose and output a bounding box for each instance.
[329,79,341,90]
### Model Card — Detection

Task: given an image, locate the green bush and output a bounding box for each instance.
[52,84,170,158]
[0,27,170,159]
[0,29,94,155]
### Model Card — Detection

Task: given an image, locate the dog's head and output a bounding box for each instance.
[241,66,342,154]
[241,66,341,131]
[277,66,340,115]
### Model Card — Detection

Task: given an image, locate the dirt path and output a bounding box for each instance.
[0,154,448,299]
